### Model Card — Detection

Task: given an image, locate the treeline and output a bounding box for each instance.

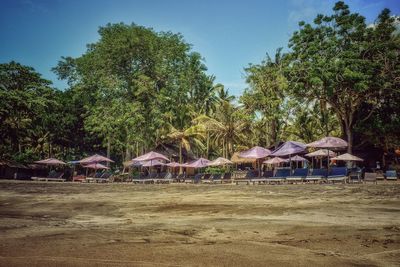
[1,1,399,165]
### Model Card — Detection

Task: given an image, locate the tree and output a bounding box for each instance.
[195,101,250,159]
[241,48,288,147]
[53,23,213,160]
[0,61,60,161]
[287,2,400,153]
[164,124,206,171]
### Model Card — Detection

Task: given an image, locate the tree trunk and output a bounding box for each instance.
[345,127,353,154]
[179,141,183,174]
[206,132,210,158]
[106,138,111,167]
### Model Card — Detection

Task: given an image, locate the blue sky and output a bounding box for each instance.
[1,0,399,96]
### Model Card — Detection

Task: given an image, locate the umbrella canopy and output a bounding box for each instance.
[263,157,288,165]
[83,163,109,169]
[80,154,114,164]
[307,137,348,149]
[331,153,363,161]
[239,146,271,159]
[35,158,66,165]
[271,141,306,156]
[185,158,210,168]
[207,157,233,166]
[290,155,308,162]
[305,149,336,157]
[141,159,165,167]
[165,162,182,168]
[131,151,169,162]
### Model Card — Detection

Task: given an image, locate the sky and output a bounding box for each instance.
[1,0,399,96]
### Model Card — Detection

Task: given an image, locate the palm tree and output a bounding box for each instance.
[165,124,206,169]
[195,101,250,159]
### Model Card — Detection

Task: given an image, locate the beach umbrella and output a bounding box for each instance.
[141,160,165,167]
[239,146,271,159]
[35,158,66,165]
[290,155,308,168]
[307,137,348,149]
[305,149,336,168]
[270,141,307,157]
[263,157,288,165]
[307,137,348,170]
[290,155,308,162]
[271,141,307,168]
[331,153,363,162]
[207,157,233,166]
[305,149,336,157]
[239,146,272,176]
[165,162,182,167]
[165,161,182,174]
[131,151,169,162]
[185,158,210,168]
[79,154,114,164]
[84,163,109,169]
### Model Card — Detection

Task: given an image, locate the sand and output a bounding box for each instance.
[0,180,399,266]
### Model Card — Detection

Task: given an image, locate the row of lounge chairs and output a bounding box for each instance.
[233,168,398,185]
[31,172,66,182]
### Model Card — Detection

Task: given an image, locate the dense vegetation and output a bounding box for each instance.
[1,2,399,165]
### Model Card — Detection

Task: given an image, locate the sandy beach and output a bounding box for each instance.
[0,180,399,266]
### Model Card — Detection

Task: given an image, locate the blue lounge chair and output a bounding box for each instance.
[287,168,309,183]
[266,168,291,184]
[305,168,327,183]
[385,170,398,180]
[327,167,348,183]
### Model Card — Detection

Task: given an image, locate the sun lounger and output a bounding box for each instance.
[234,170,257,185]
[375,170,385,180]
[348,171,362,183]
[213,172,232,184]
[185,173,203,184]
[286,168,308,183]
[31,172,65,182]
[305,168,327,183]
[247,170,271,185]
[72,174,86,182]
[176,173,185,183]
[385,170,398,180]
[156,172,173,184]
[200,173,212,183]
[96,172,113,183]
[266,168,291,184]
[210,173,222,184]
[201,173,214,184]
[132,173,156,184]
[364,172,377,184]
[327,167,348,183]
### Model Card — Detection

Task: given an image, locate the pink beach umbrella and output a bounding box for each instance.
[185,158,210,168]
[35,158,66,165]
[141,160,165,167]
[165,162,182,168]
[84,163,109,169]
[131,151,169,162]
[307,137,348,149]
[79,154,114,164]
[305,149,336,168]
[263,157,288,165]
[207,157,233,166]
[239,146,271,159]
